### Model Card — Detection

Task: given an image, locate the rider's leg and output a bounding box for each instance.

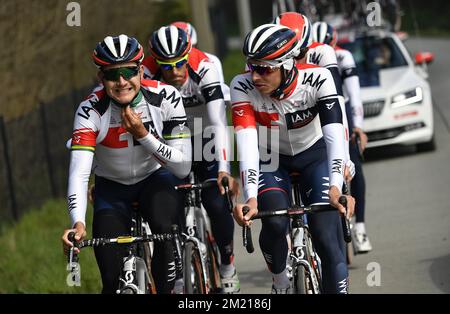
[299,159,349,294]
[258,169,291,290]
[198,160,235,269]
[92,176,134,294]
[139,168,185,294]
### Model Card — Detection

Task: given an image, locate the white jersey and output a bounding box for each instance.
[335,46,364,129]
[143,47,230,173]
[67,80,191,227]
[306,42,351,161]
[205,52,230,102]
[231,64,346,201]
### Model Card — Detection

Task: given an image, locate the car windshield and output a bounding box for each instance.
[339,36,408,87]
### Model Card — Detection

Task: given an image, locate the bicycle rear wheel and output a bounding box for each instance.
[183,241,207,294]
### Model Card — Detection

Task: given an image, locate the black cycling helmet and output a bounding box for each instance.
[149,25,192,60]
[92,34,144,67]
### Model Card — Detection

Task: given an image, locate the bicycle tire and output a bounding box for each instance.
[205,232,222,293]
[120,287,136,294]
[294,264,307,294]
[183,241,207,294]
[143,241,157,294]
[346,242,354,266]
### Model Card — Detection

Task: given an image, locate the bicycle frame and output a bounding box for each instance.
[176,171,219,294]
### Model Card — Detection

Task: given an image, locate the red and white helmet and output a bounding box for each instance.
[171,21,198,46]
[273,12,312,56]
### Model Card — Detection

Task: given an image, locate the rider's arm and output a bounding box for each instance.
[316,69,346,192]
[137,86,191,179]
[230,75,259,202]
[67,98,100,227]
[201,60,231,174]
[341,51,364,129]
[318,44,351,163]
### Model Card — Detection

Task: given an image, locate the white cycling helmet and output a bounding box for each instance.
[312,21,338,47]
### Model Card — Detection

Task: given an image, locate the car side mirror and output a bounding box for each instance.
[415,52,434,65]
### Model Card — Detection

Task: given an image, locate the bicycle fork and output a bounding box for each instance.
[290,220,322,294]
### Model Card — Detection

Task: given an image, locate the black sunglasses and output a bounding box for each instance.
[102,66,140,81]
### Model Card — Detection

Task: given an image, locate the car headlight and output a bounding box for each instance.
[391,87,423,109]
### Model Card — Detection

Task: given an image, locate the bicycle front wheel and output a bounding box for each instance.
[183,241,207,294]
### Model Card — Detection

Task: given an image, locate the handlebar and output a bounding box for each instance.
[355,132,365,161]
[174,180,217,191]
[221,176,233,213]
[339,196,352,243]
[242,206,254,253]
[241,198,352,253]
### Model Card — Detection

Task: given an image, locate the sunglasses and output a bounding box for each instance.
[247,63,279,76]
[156,54,189,70]
[102,66,140,81]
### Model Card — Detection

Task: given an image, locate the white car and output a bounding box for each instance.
[338,29,435,151]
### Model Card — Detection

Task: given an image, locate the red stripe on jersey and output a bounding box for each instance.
[232,104,256,129]
[296,63,320,70]
[222,149,227,161]
[141,79,159,89]
[254,111,279,128]
[309,42,324,49]
[72,129,97,147]
[258,187,289,196]
[100,127,129,148]
[188,48,209,72]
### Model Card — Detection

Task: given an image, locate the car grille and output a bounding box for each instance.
[363,100,385,118]
[367,122,425,142]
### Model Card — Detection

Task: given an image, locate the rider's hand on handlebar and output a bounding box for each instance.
[351,127,368,152]
[62,221,86,256]
[233,198,258,227]
[329,185,355,219]
[344,160,355,182]
[218,171,240,200]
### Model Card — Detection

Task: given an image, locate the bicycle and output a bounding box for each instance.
[174,171,231,294]
[241,176,351,294]
[67,205,183,294]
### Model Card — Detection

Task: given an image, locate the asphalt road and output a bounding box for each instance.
[231,37,450,294]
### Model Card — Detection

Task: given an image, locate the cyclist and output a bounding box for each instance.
[143,25,240,293]
[274,12,355,182]
[231,24,355,294]
[61,35,192,294]
[313,21,372,253]
[170,21,230,101]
